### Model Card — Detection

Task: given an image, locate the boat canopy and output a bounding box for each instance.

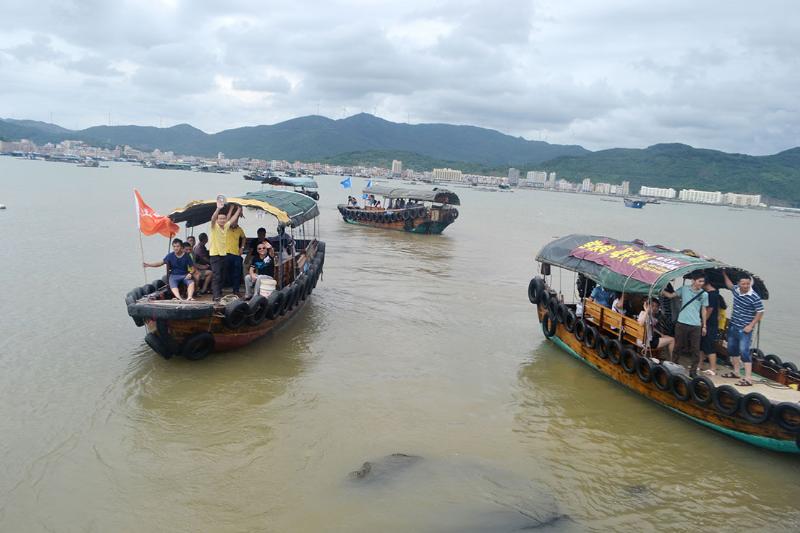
[262,176,319,189]
[363,185,460,205]
[536,234,768,298]
[169,190,319,228]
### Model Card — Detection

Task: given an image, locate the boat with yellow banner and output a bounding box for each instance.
[125,190,324,360]
[528,234,800,453]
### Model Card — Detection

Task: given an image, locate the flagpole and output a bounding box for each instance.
[134,189,147,284]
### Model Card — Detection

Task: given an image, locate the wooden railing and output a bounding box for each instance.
[583,300,646,345]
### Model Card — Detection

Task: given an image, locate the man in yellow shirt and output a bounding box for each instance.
[209,199,241,302]
[225,216,246,297]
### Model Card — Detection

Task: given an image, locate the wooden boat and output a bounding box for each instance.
[528,234,800,453]
[262,175,320,200]
[125,190,325,360]
[337,185,460,234]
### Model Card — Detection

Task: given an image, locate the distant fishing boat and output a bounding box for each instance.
[262,175,320,200]
[624,198,646,208]
[0,204,6,210]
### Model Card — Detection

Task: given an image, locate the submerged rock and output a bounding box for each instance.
[346,453,571,531]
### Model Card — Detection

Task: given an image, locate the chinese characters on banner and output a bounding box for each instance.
[569,239,690,285]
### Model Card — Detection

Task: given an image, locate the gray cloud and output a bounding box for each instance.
[0,0,798,154]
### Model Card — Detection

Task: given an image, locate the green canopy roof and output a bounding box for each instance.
[363,185,460,205]
[170,189,319,228]
[536,234,768,298]
[262,176,319,189]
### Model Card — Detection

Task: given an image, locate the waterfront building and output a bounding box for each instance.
[545,172,557,189]
[508,168,520,186]
[639,186,677,199]
[594,182,611,195]
[432,167,463,182]
[581,178,593,193]
[621,181,630,196]
[391,160,403,176]
[679,189,723,204]
[724,192,761,207]
[527,171,548,187]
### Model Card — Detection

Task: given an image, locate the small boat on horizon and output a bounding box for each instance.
[261,175,320,200]
[337,185,460,234]
[528,234,800,453]
[624,197,646,208]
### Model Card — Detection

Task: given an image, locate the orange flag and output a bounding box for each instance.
[133,189,180,238]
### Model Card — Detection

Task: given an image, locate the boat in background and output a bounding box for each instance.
[624,197,646,208]
[262,175,320,200]
[528,234,800,453]
[337,185,460,234]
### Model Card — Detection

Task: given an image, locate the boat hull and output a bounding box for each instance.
[337,205,457,234]
[535,305,800,453]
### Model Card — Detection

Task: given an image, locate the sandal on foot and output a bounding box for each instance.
[736,379,753,386]
[721,372,738,379]
[702,369,716,376]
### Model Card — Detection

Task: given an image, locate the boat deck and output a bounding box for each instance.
[137,289,251,310]
[707,371,800,403]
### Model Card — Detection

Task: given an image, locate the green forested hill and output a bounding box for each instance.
[534,144,800,206]
[0,114,588,166]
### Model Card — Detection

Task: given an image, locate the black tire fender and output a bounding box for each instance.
[782,361,798,373]
[620,347,638,373]
[583,324,598,349]
[563,310,577,333]
[636,356,654,383]
[653,364,671,391]
[764,353,783,368]
[278,288,291,316]
[181,332,215,361]
[266,290,285,320]
[527,277,546,306]
[574,319,586,342]
[247,295,269,326]
[596,335,609,359]
[145,332,172,359]
[606,338,622,364]
[541,312,557,338]
[773,402,800,432]
[556,303,570,325]
[712,385,742,416]
[689,376,715,406]
[670,374,691,401]
[223,300,249,329]
[739,392,772,424]
[750,348,764,360]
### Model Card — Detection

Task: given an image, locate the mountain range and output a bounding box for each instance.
[2,114,799,206]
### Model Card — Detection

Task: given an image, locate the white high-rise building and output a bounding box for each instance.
[527,171,547,186]
[546,172,557,189]
[432,168,463,182]
[679,189,723,204]
[723,192,761,207]
[581,178,593,192]
[391,160,403,176]
[640,186,677,199]
[621,181,630,196]
[508,168,520,186]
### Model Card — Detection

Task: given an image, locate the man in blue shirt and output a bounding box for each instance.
[590,285,615,308]
[143,238,196,301]
[721,271,765,386]
[662,272,709,375]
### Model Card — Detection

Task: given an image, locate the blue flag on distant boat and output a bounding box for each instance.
[362,179,372,199]
[340,176,352,188]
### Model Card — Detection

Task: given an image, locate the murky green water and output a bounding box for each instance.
[1,157,799,532]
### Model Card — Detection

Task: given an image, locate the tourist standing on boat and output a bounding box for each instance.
[663,272,709,375]
[192,233,212,295]
[244,242,275,300]
[225,217,246,297]
[209,199,241,302]
[143,238,196,301]
[721,271,765,386]
[699,279,723,376]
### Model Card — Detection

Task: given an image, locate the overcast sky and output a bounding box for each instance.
[1,0,797,154]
